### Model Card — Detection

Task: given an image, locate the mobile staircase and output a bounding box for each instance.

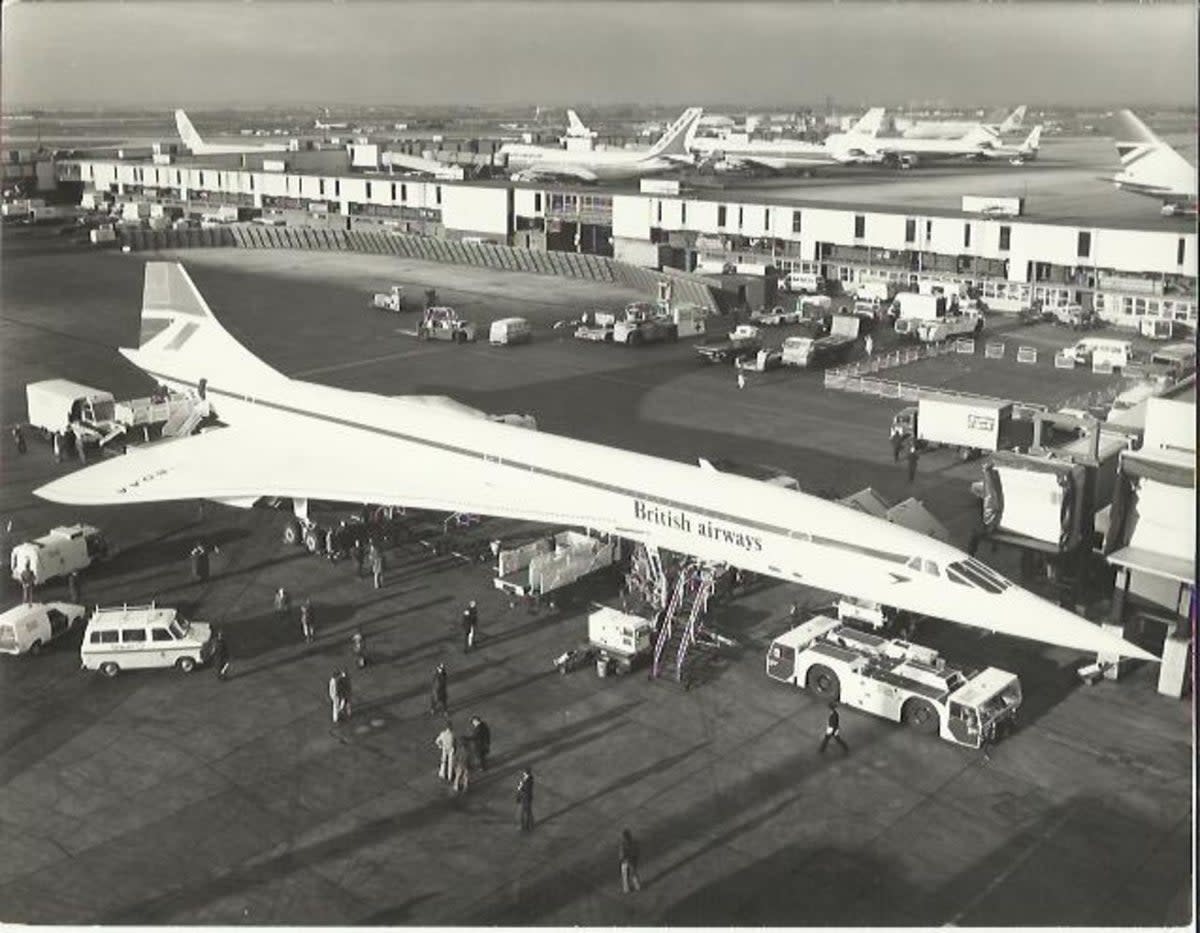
[651,561,716,687]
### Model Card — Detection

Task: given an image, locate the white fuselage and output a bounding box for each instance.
[691,135,842,168]
[498,144,680,181]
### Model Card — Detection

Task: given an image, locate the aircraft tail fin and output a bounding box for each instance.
[566,110,591,136]
[997,105,1027,134]
[647,107,704,158]
[1022,125,1042,152]
[848,108,885,138]
[122,263,285,396]
[1113,109,1163,161]
[174,109,205,151]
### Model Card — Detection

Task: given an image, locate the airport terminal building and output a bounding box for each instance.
[57,150,1199,330]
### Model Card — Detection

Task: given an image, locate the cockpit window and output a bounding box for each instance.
[905,556,941,577]
[906,556,923,571]
[947,559,1010,594]
[923,560,939,576]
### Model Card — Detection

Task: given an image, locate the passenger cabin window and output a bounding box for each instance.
[152,628,174,642]
[121,628,146,642]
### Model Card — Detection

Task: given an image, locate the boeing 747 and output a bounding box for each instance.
[1109,110,1197,216]
[175,110,290,156]
[34,263,1154,663]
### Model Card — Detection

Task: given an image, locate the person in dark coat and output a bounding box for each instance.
[461,600,478,653]
[11,425,27,455]
[212,630,230,681]
[470,715,491,771]
[19,561,35,605]
[300,598,315,642]
[619,828,642,893]
[819,701,849,755]
[190,543,209,582]
[274,586,291,621]
[67,571,81,605]
[515,767,534,832]
[430,662,448,715]
[371,547,385,589]
[890,425,905,463]
[350,540,365,578]
[906,444,919,483]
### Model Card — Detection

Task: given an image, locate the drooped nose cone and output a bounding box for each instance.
[986,586,1158,662]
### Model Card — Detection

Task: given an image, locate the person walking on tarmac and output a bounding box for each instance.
[11,425,27,455]
[350,539,365,579]
[890,423,905,463]
[212,630,230,681]
[300,598,315,643]
[52,431,63,463]
[864,333,874,358]
[515,767,535,832]
[67,571,81,605]
[338,669,353,721]
[470,715,491,771]
[274,586,291,622]
[906,443,919,484]
[430,662,448,715]
[328,670,343,724]
[190,542,210,582]
[351,629,367,668]
[819,701,849,755]
[435,718,456,781]
[370,547,385,589]
[19,561,35,605]
[619,829,643,893]
[462,600,478,653]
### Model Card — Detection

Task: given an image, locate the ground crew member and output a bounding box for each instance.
[300,598,314,642]
[819,701,849,755]
[351,629,367,668]
[19,561,35,605]
[516,768,535,832]
[338,669,353,720]
[889,423,905,463]
[864,333,874,357]
[328,670,342,724]
[619,828,642,893]
[736,371,746,390]
[324,526,337,562]
[274,586,291,621]
[371,548,385,589]
[435,719,456,781]
[52,432,63,463]
[350,540,364,578]
[67,571,80,605]
[906,443,919,483]
[462,600,478,653]
[470,715,491,771]
[74,431,86,465]
[190,543,209,582]
[11,425,26,455]
[430,662,448,715]
[451,735,471,794]
[212,630,230,681]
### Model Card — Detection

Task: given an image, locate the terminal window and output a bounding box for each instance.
[657,202,663,223]
[534,193,542,212]
[999,226,1011,251]
[737,207,744,228]
[963,224,972,248]
[926,220,933,240]
[1077,231,1091,258]
[905,219,916,243]
[854,215,865,238]
[436,186,442,205]
[318,179,325,196]
[681,203,687,224]
[365,182,372,199]
[718,205,727,227]
[1177,238,1185,266]
[401,183,408,201]
[764,208,771,230]
[792,210,802,233]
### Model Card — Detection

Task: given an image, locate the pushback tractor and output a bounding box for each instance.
[767,615,1022,749]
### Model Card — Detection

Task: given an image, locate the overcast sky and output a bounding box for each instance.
[2,2,1196,110]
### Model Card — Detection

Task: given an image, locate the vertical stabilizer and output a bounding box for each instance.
[174,110,205,152]
[647,107,704,158]
[848,108,885,138]
[997,106,1027,134]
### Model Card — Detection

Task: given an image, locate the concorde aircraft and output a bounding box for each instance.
[691,109,887,172]
[35,264,1155,662]
[1109,109,1198,216]
[498,107,702,182]
[174,110,290,156]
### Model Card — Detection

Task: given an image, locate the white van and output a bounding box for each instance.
[1069,337,1132,368]
[489,317,533,346]
[10,524,109,585]
[81,604,214,677]
[0,602,87,656]
[784,272,824,295]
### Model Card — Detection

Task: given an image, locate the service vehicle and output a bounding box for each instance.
[799,295,832,315]
[735,348,785,372]
[851,280,897,304]
[112,391,206,442]
[766,614,1022,749]
[749,306,802,327]
[587,606,654,675]
[489,317,533,346]
[913,395,1026,460]
[81,603,214,677]
[0,602,87,656]
[1068,337,1132,368]
[493,530,618,599]
[370,285,406,312]
[917,308,985,343]
[1148,342,1196,378]
[695,325,763,363]
[1137,318,1173,340]
[1045,303,1094,329]
[25,380,121,446]
[783,271,824,294]
[574,311,617,342]
[10,524,109,584]
[613,303,678,345]
[891,293,949,337]
[417,307,477,343]
[780,334,855,369]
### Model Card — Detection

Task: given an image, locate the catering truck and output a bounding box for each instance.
[10,524,109,584]
[891,293,948,337]
[917,308,984,343]
[780,334,856,369]
[907,394,1029,460]
[766,614,1022,749]
[695,325,762,363]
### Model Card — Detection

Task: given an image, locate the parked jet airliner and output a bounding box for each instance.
[897,106,1027,140]
[691,109,887,172]
[499,107,703,182]
[175,110,290,156]
[1109,110,1197,216]
[34,263,1154,663]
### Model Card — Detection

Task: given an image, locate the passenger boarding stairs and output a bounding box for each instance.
[651,562,716,686]
[625,542,668,614]
[162,399,210,439]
